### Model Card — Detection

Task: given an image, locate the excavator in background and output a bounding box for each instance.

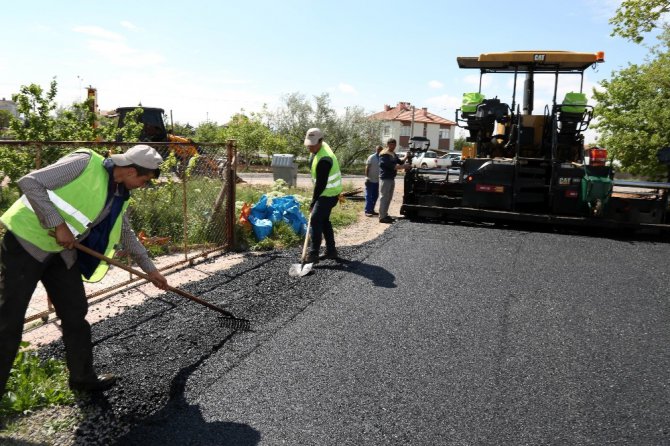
[401,50,670,234]
[112,106,223,177]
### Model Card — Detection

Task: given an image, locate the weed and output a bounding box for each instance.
[0,342,74,419]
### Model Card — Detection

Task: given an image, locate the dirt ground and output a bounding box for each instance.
[21,174,405,347]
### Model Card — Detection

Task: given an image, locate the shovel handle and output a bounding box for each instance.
[300,215,312,264]
[73,241,235,318]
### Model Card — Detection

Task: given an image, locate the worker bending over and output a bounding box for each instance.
[0,144,169,394]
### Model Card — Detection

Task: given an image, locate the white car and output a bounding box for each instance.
[440,152,462,177]
[411,150,452,169]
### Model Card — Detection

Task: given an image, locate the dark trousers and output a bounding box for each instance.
[0,232,95,396]
[309,195,339,256]
[364,180,379,214]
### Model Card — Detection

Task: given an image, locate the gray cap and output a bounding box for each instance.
[304,128,323,146]
[110,144,163,169]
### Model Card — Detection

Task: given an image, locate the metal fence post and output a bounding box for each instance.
[225,139,237,249]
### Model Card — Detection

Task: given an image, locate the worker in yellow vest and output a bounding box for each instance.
[0,144,168,395]
[303,128,342,264]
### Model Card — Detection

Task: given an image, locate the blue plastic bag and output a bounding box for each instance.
[248,194,308,240]
[283,201,308,236]
[248,214,273,241]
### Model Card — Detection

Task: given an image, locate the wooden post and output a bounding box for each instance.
[182,164,189,261]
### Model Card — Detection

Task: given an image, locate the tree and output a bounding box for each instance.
[219,112,289,167]
[9,79,59,141]
[6,79,112,174]
[610,0,670,43]
[171,122,196,139]
[453,136,467,152]
[10,78,107,143]
[194,121,224,143]
[264,92,383,168]
[268,92,314,152]
[0,110,11,130]
[592,29,670,178]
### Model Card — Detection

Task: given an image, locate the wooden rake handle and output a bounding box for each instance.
[73,241,236,319]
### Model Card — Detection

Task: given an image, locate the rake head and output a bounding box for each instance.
[218,316,252,331]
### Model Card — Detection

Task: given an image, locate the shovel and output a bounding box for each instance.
[289,216,313,277]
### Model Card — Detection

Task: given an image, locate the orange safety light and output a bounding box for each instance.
[596,51,605,62]
[589,147,608,166]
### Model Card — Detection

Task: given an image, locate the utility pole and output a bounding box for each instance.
[410,105,415,139]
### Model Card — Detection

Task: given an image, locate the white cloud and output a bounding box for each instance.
[85,39,165,67]
[120,21,139,31]
[72,25,123,41]
[72,25,165,68]
[424,94,461,120]
[338,83,357,94]
[428,80,443,89]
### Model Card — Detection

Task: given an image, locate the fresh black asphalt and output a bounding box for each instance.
[40,221,670,445]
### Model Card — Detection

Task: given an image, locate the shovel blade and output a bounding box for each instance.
[289,262,313,277]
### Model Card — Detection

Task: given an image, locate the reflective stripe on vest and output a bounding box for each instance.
[310,142,342,197]
[20,190,92,236]
[0,149,112,253]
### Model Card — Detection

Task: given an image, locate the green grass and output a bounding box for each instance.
[0,342,74,420]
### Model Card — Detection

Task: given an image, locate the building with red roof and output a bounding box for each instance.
[368,102,456,151]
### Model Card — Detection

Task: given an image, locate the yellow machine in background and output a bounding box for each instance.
[114,106,222,177]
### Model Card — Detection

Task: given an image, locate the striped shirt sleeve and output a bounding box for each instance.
[17,152,90,229]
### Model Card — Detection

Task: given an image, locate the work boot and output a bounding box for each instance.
[319,249,338,260]
[379,216,394,224]
[69,373,118,392]
[303,252,320,264]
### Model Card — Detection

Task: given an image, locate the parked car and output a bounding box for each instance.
[412,150,452,169]
[440,152,462,177]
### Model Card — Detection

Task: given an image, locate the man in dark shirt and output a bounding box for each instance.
[378,138,411,223]
[303,128,343,264]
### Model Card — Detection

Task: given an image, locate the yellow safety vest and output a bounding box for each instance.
[0,149,129,282]
[310,142,342,197]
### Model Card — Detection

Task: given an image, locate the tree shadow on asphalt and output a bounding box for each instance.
[315,258,398,288]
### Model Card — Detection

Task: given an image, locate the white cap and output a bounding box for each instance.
[304,128,323,146]
[110,144,163,170]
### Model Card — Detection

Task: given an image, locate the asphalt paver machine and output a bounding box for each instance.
[401,50,670,233]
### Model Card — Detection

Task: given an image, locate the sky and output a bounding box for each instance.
[0,0,658,142]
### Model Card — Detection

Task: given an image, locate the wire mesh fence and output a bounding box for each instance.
[0,140,238,325]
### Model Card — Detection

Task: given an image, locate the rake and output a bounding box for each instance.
[73,241,251,331]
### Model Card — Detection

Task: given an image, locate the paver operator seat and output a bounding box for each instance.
[553,92,593,162]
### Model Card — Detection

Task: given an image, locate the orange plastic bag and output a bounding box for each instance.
[238,202,252,230]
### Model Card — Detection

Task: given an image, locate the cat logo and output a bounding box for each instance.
[533,54,546,62]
